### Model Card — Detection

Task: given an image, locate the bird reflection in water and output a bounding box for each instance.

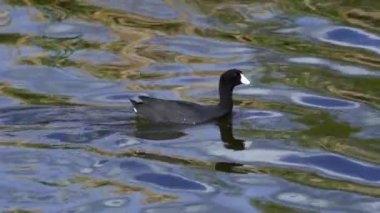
[134,114,246,151]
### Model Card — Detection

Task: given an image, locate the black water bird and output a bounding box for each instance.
[130,69,250,124]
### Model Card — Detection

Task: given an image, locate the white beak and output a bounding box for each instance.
[240,74,250,85]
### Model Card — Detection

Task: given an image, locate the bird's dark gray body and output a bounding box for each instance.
[129,69,250,124]
[131,96,228,124]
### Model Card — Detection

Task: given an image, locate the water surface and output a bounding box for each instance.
[0,0,380,212]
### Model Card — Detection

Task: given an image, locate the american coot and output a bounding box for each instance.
[130,69,250,124]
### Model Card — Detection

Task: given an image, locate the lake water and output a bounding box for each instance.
[0,0,380,212]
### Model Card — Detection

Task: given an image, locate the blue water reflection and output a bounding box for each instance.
[291,93,359,109]
[285,154,380,182]
[320,27,380,54]
[327,28,380,47]
[135,173,208,191]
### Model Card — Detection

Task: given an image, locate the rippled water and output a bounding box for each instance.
[0,0,380,212]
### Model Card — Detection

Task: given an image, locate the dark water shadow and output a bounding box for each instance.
[216,115,246,151]
[0,105,246,150]
[133,113,246,150]
[0,106,135,143]
[134,117,187,140]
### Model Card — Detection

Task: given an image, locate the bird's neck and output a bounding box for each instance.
[218,82,234,111]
